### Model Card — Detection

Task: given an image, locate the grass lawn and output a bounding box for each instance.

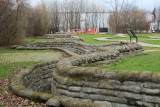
[0,47,56,54]
[137,33,160,36]
[24,37,53,44]
[141,40,160,45]
[0,62,38,78]
[0,47,62,78]
[76,34,118,44]
[104,51,160,72]
[76,34,160,50]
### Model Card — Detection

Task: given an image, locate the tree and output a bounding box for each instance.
[0,0,28,45]
[27,1,50,36]
[108,0,148,33]
[39,0,108,33]
[107,0,136,33]
[48,0,60,33]
[109,8,149,33]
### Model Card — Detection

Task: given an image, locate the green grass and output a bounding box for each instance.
[137,33,160,37]
[0,62,38,78]
[0,47,55,54]
[76,34,160,50]
[76,34,117,44]
[1,88,8,92]
[141,40,160,45]
[24,37,53,44]
[104,52,160,72]
[0,47,61,78]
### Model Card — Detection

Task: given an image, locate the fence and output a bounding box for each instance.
[69,28,98,35]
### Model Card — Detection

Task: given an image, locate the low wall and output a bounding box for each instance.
[41,34,72,38]
[11,33,159,107]
[22,61,57,93]
[15,37,143,55]
[53,52,160,107]
[10,52,106,107]
[52,70,160,107]
[10,69,105,107]
[49,45,148,107]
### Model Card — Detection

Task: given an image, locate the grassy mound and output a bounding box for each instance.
[104,51,160,72]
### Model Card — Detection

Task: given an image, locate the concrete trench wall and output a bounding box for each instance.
[52,71,160,107]
[40,34,73,39]
[11,33,160,107]
[50,44,147,107]
[16,35,143,56]
[22,61,57,94]
[53,54,160,107]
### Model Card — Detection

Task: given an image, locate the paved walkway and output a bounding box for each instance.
[116,34,128,37]
[115,40,160,47]
[149,36,160,39]
[138,42,160,47]
[145,50,160,52]
[94,34,160,48]
[94,37,111,41]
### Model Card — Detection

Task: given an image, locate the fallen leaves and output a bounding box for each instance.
[0,69,47,107]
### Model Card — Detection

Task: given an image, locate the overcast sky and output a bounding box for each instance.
[29,0,160,12]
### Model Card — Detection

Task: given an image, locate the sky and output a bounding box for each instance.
[29,0,160,12]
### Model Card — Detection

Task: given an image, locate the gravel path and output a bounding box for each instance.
[138,42,160,47]
[116,34,128,37]
[145,49,160,52]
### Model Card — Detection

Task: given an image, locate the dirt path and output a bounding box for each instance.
[149,36,160,39]
[145,49,160,52]
[116,34,128,37]
[138,42,160,47]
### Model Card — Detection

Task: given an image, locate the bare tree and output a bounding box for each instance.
[27,1,50,36]
[156,7,160,22]
[48,0,60,33]
[84,2,103,29]
[108,0,137,33]
[152,8,156,22]
[40,0,108,33]
[0,0,29,45]
[109,7,149,33]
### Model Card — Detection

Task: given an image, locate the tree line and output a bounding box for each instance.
[108,0,150,33]
[0,0,156,46]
